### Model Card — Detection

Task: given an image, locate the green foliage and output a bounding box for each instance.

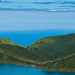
[0,38,46,66]
[38,54,75,71]
[0,38,19,46]
[28,33,75,60]
[0,44,46,62]
[0,34,75,71]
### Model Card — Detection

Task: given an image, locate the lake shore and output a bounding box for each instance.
[0,61,75,73]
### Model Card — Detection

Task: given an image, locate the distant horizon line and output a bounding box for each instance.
[0,29,75,31]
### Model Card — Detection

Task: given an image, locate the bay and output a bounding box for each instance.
[0,29,75,47]
[0,64,75,75]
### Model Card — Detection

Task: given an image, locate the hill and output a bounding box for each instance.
[0,34,75,72]
[0,38,46,66]
[38,54,75,71]
[0,38,19,46]
[27,33,75,60]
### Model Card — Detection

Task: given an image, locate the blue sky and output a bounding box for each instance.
[0,0,75,31]
[0,11,75,31]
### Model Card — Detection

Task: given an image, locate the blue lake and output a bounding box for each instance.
[0,64,75,75]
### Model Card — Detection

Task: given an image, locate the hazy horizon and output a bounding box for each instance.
[0,0,75,31]
[0,11,75,31]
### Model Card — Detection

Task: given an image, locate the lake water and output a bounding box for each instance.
[0,63,75,75]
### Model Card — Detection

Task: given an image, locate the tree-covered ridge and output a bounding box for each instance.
[28,33,75,60]
[38,54,75,71]
[0,38,47,66]
[0,44,46,62]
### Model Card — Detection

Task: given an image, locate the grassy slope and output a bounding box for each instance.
[38,54,75,71]
[28,33,75,60]
[0,38,19,46]
[0,34,75,71]
[0,50,26,65]
[0,38,46,66]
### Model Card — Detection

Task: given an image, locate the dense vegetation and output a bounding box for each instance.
[28,33,75,60]
[0,38,19,45]
[0,38,46,66]
[38,54,75,71]
[0,44,46,62]
[0,33,75,71]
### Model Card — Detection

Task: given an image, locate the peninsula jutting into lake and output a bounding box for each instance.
[0,33,75,72]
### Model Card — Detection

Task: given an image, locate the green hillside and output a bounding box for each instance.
[38,54,75,71]
[28,33,75,60]
[0,38,19,46]
[0,38,46,66]
[0,50,26,65]
[0,34,75,72]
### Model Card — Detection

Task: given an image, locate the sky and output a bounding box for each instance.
[0,11,75,31]
[0,0,75,31]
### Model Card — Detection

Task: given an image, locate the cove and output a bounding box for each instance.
[0,64,75,75]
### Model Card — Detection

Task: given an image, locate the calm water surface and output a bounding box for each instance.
[0,64,75,75]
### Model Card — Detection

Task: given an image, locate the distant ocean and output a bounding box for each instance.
[0,29,75,47]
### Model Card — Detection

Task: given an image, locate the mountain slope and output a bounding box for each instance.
[0,38,19,46]
[0,38,47,66]
[0,50,26,65]
[0,34,75,72]
[28,33,75,60]
[38,54,75,71]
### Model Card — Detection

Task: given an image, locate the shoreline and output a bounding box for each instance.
[0,62,75,73]
[40,68,75,73]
